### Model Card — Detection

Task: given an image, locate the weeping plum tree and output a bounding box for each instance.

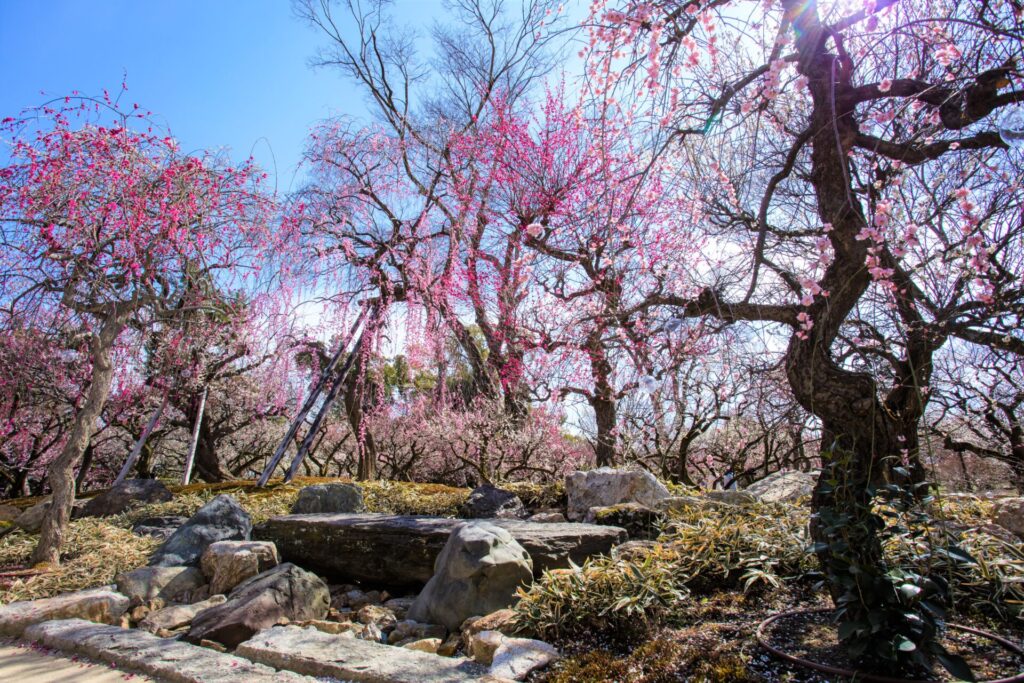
[0,94,276,565]
[585,0,1024,675]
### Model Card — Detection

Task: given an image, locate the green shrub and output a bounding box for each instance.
[513,550,686,647]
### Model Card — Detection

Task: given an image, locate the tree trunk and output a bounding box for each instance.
[74,444,94,494]
[32,310,127,566]
[181,386,208,485]
[194,416,229,483]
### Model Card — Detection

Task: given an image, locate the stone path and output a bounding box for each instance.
[0,640,157,682]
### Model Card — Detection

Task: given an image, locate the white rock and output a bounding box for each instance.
[200,540,279,595]
[490,636,560,681]
[565,468,671,520]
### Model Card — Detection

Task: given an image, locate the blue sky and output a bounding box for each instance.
[0,0,438,192]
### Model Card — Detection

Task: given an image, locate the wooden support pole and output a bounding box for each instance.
[256,303,375,487]
[114,393,169,485]
[181,386,208,485]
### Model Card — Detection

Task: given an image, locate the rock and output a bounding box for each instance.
[255,513,626,586]
[184,562,329,649]
[150,495,252,567]
[23,619,311,683]
[132,515,188,539]
[565,468,671,520]
[384,596,417,620]
[0,587,130,637]
[13,498,84,533]
[993,497,1024,539]
[705,490,757,506]
[407,522,532,631]
[75,479,173,518]
[0,503,21,523]
[388,620,447,644]
[490,636,560,680]
[460,609,518,651]
[115,565,206,606]
[744,470,817,503]
[438,633,462,656]
[200,540,279,595]
[459,485,527,519]
[527,512,566,523]
[357,604,397,630]
[297,619,359,636]
[200,638,228,652]
[611,540,661,562]
[357,622,385,643]
[291,482,365,514]
[584,502,665,540]
[469,630,505,665]
[235,624,491,682]
[655,495,707,513]
[138,594,227,633]
[404,637,443,653]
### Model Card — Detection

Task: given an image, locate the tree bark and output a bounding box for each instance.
[32,309,128,566]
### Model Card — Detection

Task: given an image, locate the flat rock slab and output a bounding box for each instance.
[22,619,314,683]
[0,587,129,637]
[254,513,627,586]
[237,624,492,682]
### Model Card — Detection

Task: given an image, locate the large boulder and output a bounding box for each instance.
[565,468,671,520]
[200,540,279,595]
[115,565,206,606]
[290,482,365,514]
[255,513,626,586]
[705,489,757,506]
[184,562,329,649]
[744,470,817,503]
[993,497,1024,540]
[0,587,130,637]
[75,479,173,519]
[0,504,21,523]
[407,522,533,631]
[149,495,252,567]
[459,485,527,519]
[132,515,188,539]
[584,502,665,540]
[13,498,85,533]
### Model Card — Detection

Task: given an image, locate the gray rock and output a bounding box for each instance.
[138,594,228,633]
[459,485,527,519]
[705,489,757,506]
[254,513,626,587]
[0,503,21,523]
[75,479,173,519]
[993,497,1024,539]
[527,512,566,523]
[744,470,817,503]
[0,587,130,637]
[23,618,312,682]
[200,540,279,595]
[408,522,533,631]
[184,562,329,649]
[388,619,447,644]
[565,468,671,520]
[291,482,365,514]
[13,498,85,533]
[150,495,252,567]
[132,515,189,539]
[655,495,707,513]
[235,624,491,682]
[116,565,206,606]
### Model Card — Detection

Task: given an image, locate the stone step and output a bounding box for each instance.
[254,513,626,586]
[0,586,129,637]
[235,624,496,682]
[21,619,315,683]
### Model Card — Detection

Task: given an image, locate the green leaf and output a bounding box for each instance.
[936,652,976,682]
